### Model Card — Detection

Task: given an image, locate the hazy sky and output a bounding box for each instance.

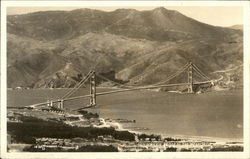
[7,6,243,27]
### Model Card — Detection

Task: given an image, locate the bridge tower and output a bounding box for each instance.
[60,100,64,109]
[187,62,194,93]
[57,99,64,109]
[89,71,96,107]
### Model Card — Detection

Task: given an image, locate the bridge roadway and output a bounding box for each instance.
[25,81,212,108]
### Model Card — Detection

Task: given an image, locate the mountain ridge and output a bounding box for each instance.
[7,7,240,41]
[7,8,243,89]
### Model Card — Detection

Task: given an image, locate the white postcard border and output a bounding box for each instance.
[1,1,250,159]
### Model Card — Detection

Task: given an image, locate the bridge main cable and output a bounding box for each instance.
[192,64,210,81]
[23,82,192,108]
[61,70,93,99]
[154,62,190,86]
[64,82,190,102]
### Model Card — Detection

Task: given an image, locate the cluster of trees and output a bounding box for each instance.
[8,116,135,144]
[210,146,243,151]
[23,145,118,152]
[164,147,177,152]
[78,110,99,119]
[71,145,118,152]
[138,133,161,141]
[164,137,182,141]
[180,148,192,152]
[180,146,244,152]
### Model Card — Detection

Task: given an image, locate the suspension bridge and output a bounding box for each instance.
[25,62,215,110]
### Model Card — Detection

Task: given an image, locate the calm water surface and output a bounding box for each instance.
[7,88,243,139]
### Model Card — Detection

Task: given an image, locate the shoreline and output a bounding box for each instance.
[7,102,243,144]
[102,117,243,143]
[7,108,244,153]
[7,88,243,144]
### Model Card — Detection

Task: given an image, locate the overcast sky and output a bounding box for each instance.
[7,6,243,27]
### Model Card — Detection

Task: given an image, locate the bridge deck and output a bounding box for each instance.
[24,81,212,107]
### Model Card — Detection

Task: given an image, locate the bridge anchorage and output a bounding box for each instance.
[30,62,213,110]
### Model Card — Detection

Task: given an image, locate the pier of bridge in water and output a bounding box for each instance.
[26,62,215,110]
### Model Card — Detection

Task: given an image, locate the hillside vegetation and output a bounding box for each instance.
[7,7,243,88]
